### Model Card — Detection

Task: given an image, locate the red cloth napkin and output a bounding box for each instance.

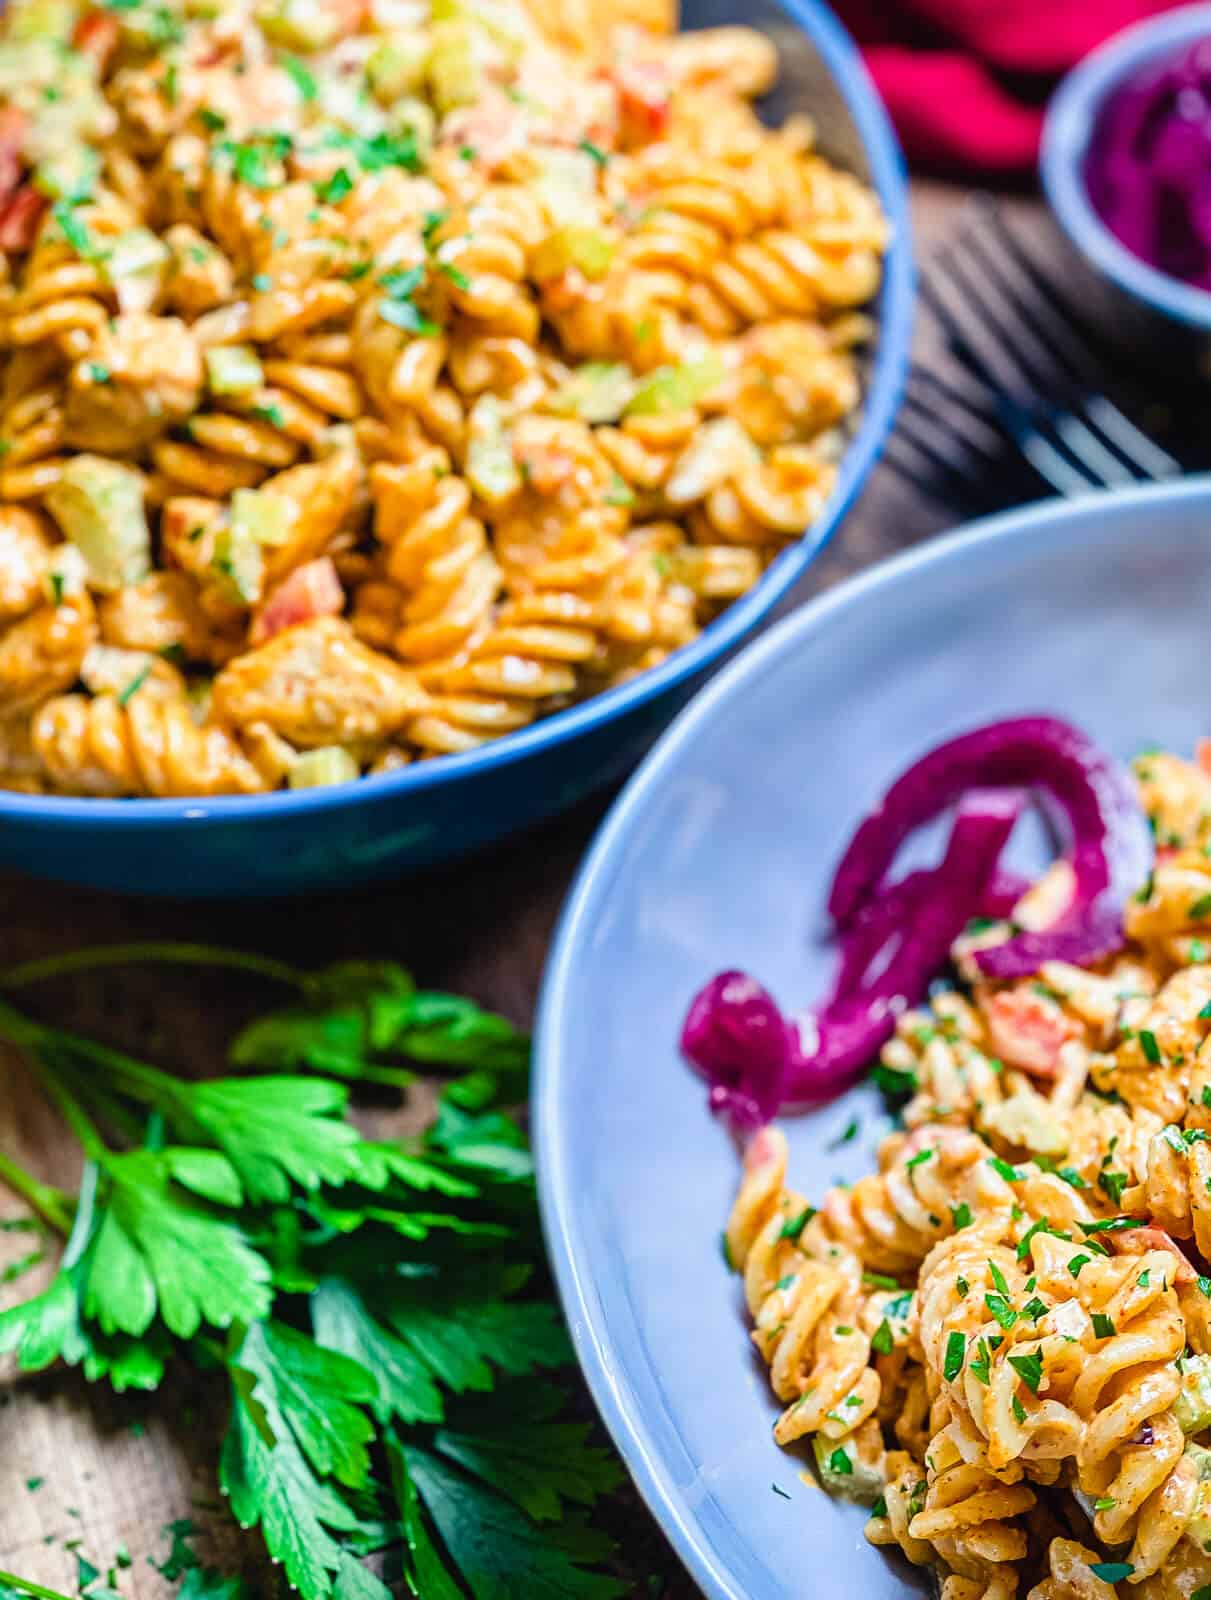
[833,0,1181,174]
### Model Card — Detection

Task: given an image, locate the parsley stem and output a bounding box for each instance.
[31,1058,107,1163]
[0,1571,74,1600]
[0,941,306,992]
[0,1146,73,1235]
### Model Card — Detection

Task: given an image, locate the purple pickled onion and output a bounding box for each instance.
[829,716,1151,981]
[979,868,1032,920]
[1085,39,1211,291]
[785,788,1024,1103]
[683,790,1023,1125]
[681,970,792,1131]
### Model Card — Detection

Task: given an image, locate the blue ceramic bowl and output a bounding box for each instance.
[0,0,911,899]
[1041,4,1211,342]
[535,477,1211,1600]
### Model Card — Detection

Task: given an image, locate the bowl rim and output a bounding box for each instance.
[1041,1,1211,331]
[0,0,912,832]
[533,473,1211,1600]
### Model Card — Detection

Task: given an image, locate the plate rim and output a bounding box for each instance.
[533,474,1211,1599]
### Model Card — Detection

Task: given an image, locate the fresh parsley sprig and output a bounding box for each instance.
[0,946,619,1600]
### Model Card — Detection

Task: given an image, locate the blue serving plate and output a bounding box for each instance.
[535,478,1211,1600]
[0,0,911,898]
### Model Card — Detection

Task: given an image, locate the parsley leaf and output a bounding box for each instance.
[398,1443,626,1599]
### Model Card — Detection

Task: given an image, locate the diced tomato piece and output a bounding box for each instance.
[1109,1225,1196,1284]
[73,11,120,73]
[251,557,344,645]
[983,988,1081,1079]
[0,187,46,252]
[609,59,672,141]
[0,106,27,209]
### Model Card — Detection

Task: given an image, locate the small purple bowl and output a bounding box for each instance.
[1042,3,1211,351]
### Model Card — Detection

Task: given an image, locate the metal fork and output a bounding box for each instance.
[884,199,1184,504]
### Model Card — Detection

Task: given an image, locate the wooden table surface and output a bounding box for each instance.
[0,180,1055,1598]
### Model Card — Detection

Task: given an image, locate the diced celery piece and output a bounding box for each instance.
[255,0,342,51]
[100,227,170,312]
[231,486,291,549]
[1185,1449,1211,1548]
[45,456,150,593]
[465,395,520,504]
[389,97,434,161]
[206,345,264,397]
[624,351,727,417]
[366,35,429,102]
[0,37,62,94]
[211,519,265,605]
[32,144,100,205]
[427,20,481,113]
[7,0,75,43]
[533,149,599,228]
[1177,1355,1211,1437]
[547,362,635,423]
[531,224,615,282]
[810,1436,883,1504]
[289,747,360,788]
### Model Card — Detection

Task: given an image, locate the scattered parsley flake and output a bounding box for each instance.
[1091,1312,1116,1339]
[943,1331,964,1382]
[1008,1351,1043,1393]
[871,1319,894,1356]
[1090,1563,1134,1584]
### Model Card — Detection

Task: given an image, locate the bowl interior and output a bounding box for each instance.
[1041,2,1211,329]
[535,478,1211,1600]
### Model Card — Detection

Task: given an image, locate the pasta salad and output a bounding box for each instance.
[721,741,1211,1600]
[0,0,885,796]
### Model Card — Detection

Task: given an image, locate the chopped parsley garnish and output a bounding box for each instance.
[1139,1029,1162,1064]
[117,663,152,706]
[950,1202,972,1230]
[1008,1351,1044,1393]
[943,1331,965,1382]
[1017,1217,1068,1259]
[198,107,227,132]
[1099,1169,1129,1206]
[215,133,292,189]
[988,1156,1020,1182]
[282,56,318,101]
[871,1319,894,1356]
[826,1449,852,1476]
[52,200,95,260]
[871,1495,888,1518]
[48,572,65,606]
[987,1260,1010,1296]
[251,403,286,429]
[1011,1394,1026,1423]
[872,1062,917,1098]
[885,1292,913,1319]
[771,1482,790,1500]
[778,1207,814,1241]
[956,1275,969,1298]
[829,1117,860,1150]
[1094,1496,1117,1512]
[1078,1216,1143,1234]
[1192,895,1211,921]
[1090,1563,1134,1584]
[1137,1269,1150,1287]
[984,1292,1017,1330]
[1021,1297,1047,1322]
[1200,1276,1211,1299]
[251,273,273,292]
[579,136,609,166]
[85,363,110,385]
[1199,1000,1211,1020]
[905,1148,932,1171]
[1091,1312,1116,1339]
[720,1232,732,1269]
[969,1338,992,1385]
[862,1272,900,1291]
[315,167,353,205]
[1057,1166,1087,1188]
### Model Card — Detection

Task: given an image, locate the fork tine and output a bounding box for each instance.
[919,248,1037,399]
[1081,395,1183,479]
[1016,430,1103,498]
[964,204,1183,478]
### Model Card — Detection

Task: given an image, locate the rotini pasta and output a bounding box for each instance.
[725,744,1211,1599]
[0,0,884,795]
